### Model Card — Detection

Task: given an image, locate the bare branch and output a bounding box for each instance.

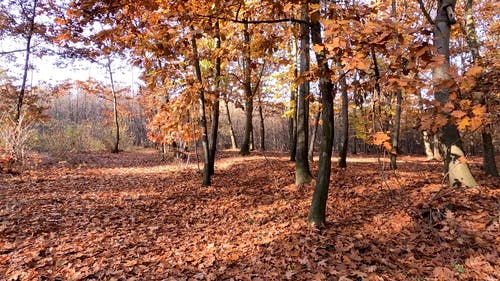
[416,0,435,25]
[196,14,309,26]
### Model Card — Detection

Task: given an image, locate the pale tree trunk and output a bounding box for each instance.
[107,59,120,154]
[462,0,498,177]
[250,128,255,151]
[240,21,253,156]
[433,0,476,187]
[308,109,321,161]
[417,89,435,160]
[308,0,335,228]
[15,0,38,123]
[423,131,434,160]
[433,134,443,160]
[224,98,238,149]
[295,2,313,185]
[208,21,222,176]
[191,34,211,187]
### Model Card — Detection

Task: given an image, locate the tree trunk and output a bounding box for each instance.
[240,21,253,156]
[289,68,298,161]
[191,34,211,187]
[433,134,443,160]
[307,0,335,228]
[389,0,402,170]
[107,59,120,154]
[258,93,265,150]
[15,0,38,123]
[423,131,434,160]
[295,2,313,185]
[352,106,358,155]
[208,21,222,176]
[338,67,349,167]
[482,130,498,177]
[433,0,476,187]
[308,109,321,162]
[224,98,238,149]
[390,90,402,169]
[250,127,255,151]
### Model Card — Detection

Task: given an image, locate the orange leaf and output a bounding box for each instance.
[373,131,390,146]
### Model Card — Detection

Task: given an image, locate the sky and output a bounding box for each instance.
[0,36,142,93]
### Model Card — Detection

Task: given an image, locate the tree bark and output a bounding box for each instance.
[423,131,434,160]
[15,0,38,123]
[338,67,349,167]
[482,131,498,177]
[289,68,298,161]
[307,0,335,228]
[295,2,313,185]
[258,93,265,150]
[308,109,321,162]
[224,98,238,149]
[433,0,476,187]
[208,21,222,176]
[191,34,211,187]
[240,21,253,156]
[389,0,402,170]
[107,59,120,154]
[390,90,402,169]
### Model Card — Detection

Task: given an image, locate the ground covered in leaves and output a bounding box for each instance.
[1,148,499,280]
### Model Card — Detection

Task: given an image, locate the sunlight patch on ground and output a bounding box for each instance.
[93,164,197,176]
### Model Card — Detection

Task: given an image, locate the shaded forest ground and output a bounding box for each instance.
[0,148,499,281]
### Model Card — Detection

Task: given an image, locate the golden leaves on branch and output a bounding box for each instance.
[372,131,395,154]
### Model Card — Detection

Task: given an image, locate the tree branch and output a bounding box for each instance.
[196,14,309,26]
[0,48,26,56]
[0,42,41,56]
[416,0,435,25]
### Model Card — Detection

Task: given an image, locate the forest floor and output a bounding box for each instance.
[0,148,499,281]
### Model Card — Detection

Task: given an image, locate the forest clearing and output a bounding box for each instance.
[1,149,498,280]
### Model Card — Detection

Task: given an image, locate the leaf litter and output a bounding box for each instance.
[0,149,498,280]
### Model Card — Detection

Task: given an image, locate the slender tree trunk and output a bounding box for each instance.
[390,90,402,169]
[308,109,321,161]
[107,59,120,154]
[258,93,265,150]
[308,0,335,227]
[389,0,402,169]
[295,2,313,185]
[289,68,298,161]
[250,128,255,151]
[352,106,358,155]
[208,21,222,176]
[224,98,238,149]
[240,21,253,156]
[338,67,349,167]
[423,131,434,160]
[370,46,382,132]
[191,34,211,187]
[15,0,38,123]
[433,0,476,187]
